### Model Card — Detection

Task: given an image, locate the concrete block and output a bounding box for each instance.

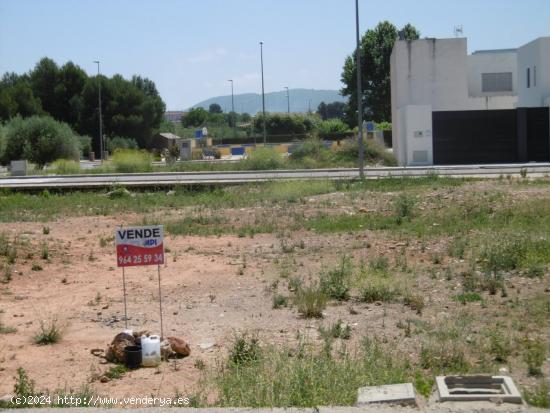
[436,375,523,404]
[10,160,27,176]
[357,383,416,406]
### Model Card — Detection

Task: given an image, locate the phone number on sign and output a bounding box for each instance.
[118,253,163,265]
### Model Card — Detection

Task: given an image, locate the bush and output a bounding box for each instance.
[240,147,285,170]
[111,149,152,173]
[290,137,330,161]
[335,138,396,166]
[316,119,349,135]
[1,115,80,166]
[229,334,261,366]
[78,135,92,158]
[34,317,62,345]
[319,256,352,301]
[50,159,81,175]
[393,194,416,224]
[106,136,138,153]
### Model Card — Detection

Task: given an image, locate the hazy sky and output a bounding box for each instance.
[1,0,549,109]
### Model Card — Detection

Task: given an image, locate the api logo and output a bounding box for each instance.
[143,239,158,247]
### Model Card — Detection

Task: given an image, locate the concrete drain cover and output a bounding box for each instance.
[357,383,416,406]
[436,375,523,404]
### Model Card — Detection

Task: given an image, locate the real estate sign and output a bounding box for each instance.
[115,225,164,267]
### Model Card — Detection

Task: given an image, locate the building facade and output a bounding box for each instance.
[391,37,550,166]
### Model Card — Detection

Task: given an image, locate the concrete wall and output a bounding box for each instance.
[517,37,550,107]
[467,50,517,97]
[391,38,520,165]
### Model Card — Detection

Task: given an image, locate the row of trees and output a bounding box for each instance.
[0,58,165,153]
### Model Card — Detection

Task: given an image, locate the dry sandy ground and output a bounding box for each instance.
[0,182,549,404]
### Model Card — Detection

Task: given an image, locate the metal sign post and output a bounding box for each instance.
[157,264,164,339]
[115,225,165,336]
[122,266,128,328]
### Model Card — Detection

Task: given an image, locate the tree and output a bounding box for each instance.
[182,107,208,128]
[317,101,345,121]
[0,73,42,120]
[208,103,222,114]
[1,115,80,166]
[341,21,420,124]
[78,73,165,151]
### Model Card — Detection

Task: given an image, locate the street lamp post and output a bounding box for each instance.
[93,60,104,163]
[355,0,365,178]
[284,86,290,114]
[228,79,235,114]
[259,41,267,144]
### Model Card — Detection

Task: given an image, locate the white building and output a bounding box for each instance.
[391,36,550,166]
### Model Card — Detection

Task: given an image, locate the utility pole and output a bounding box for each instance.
[355,0,365,179]
[228,79,235,114]
[284,87,290,114]
[260,41,267,144]
[94,60,104,162]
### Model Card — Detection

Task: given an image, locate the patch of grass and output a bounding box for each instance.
[229,334,261,366]
[294,285,327,318]
[448,236,468,259]
[524,338,545,376]
[40,242,49,260]
[163,215,234,237]
[413,371,435,398]
[359,281,400,303]
[198,336,410,407]
[31,263,43,271]
[318,319,351,340]
[419,340,470,373]
[112,149,153,173]
[0,320,17,334]
[272,294,288,309]
[488,329,512,363]
[393,194,416,224]
[368,255,389,275]
[50,159,81,175]
[34,317,62,345]
[104,365,128,380]
[319,256,352,301]
[42,226,50,235]
[305,212,394,233]
[2,264,12,283]
[524,381,550,408]
[452,292,482,304]
[403,293,425,315]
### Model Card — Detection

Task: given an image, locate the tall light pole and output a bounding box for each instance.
[284,86,290,114]
[355,0,365,178]
[93,60,104,162]
[228,79,235,114]
[259,41,267,144]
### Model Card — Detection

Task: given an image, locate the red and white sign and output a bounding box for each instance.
[115,225,164,267]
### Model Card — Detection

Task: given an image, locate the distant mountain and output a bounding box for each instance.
[189,89,346,114]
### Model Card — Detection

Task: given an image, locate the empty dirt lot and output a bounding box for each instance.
[0,177,548,408]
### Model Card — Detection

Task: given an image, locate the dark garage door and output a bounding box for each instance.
[433,109,518,165]
[526,107,550,162]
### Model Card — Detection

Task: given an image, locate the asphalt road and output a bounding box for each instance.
[1,163,549,189]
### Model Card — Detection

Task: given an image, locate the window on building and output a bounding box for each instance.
[481,72,513,92]
[527,68,530,88]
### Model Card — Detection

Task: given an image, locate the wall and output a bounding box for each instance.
[467,50,517,97]
[517,37,550,107]
[391,38,520,165]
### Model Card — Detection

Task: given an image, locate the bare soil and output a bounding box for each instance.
[0,181,548,403]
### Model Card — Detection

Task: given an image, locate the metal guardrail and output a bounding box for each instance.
[0,163,549,189]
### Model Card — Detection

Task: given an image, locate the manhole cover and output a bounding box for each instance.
[436,375,522,404]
